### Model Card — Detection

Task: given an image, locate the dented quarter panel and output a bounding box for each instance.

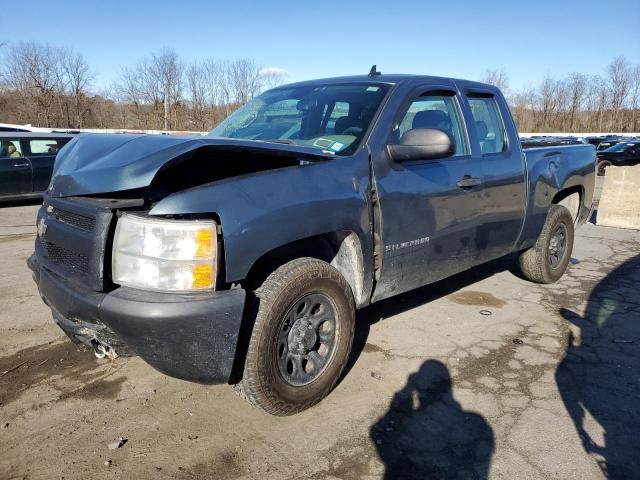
[517,144,596,250]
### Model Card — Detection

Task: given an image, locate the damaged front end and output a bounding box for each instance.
[28,194,131,359]
[52,311,121,360]
[29,134,324,382]
[27,191,247,382]
[29,132,358,383]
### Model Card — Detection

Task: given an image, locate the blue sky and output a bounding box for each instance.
[4,0,639,92]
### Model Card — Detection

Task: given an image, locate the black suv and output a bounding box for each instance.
[597,140,640,175]
[0,132,74,202]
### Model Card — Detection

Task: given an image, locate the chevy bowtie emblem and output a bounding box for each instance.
[37,218,47,238]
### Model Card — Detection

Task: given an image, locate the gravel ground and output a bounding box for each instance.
[1,180,638,480]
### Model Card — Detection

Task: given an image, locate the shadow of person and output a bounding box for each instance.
[556,254,640,479]
[372,360,494,479]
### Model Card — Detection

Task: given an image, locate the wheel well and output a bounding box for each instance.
[242,231,366,307]
[552,187,582,222]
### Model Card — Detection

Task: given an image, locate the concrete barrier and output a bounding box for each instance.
[597,165,640,230]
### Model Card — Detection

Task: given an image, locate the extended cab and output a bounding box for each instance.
[29,74,596,415]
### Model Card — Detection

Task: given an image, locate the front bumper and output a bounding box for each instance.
[28,254,246,384]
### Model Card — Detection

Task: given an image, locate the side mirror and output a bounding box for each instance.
[387,128,455,162]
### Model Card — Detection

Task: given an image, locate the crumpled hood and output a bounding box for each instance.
[49,133,332,197]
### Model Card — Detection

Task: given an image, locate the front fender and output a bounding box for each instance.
[150,151,373,287]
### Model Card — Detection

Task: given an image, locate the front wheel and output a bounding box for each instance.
[518,204,575,284]
[236,258,355,415]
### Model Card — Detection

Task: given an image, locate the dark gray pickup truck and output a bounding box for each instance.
[29,73,596,415]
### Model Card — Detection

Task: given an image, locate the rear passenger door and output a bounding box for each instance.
[26,137,70,193]
[372,87,485,300]
[462,89,526,262]
[0,139,32,197]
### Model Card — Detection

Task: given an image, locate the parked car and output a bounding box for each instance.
[596,138,626,152]
[28,73,596,415]
[596,140,640,175]
[0,133,75,202]
[587,135,623,150]
[520,136,585,148]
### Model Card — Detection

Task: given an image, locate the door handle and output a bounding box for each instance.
[456,176,482,189]
[13,162,30,168]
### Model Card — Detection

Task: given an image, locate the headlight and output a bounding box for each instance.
[112,214,217,292]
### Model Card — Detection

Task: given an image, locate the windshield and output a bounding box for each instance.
[597,141,619,151]
[604,142,636,153]
[209,83,389,155]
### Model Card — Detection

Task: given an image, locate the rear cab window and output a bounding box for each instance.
[466,95,507,154]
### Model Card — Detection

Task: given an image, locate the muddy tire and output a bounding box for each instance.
[236,258,355,415]
[519,205,574,284]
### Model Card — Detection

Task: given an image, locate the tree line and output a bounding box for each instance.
[483,57,640,133]
[1,41,639,133]
[0,42,287,131]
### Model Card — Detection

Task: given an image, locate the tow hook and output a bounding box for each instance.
[91,339,118,360]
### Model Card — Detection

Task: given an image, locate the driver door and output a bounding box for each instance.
[372,88,484,300]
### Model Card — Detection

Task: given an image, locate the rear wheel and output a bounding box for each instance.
[236,258,355,415]
[518,204,574,284]
[597,160,611,176]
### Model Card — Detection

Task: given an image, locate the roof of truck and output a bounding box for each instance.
[282,74,494,90]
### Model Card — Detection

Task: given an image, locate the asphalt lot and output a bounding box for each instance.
[1,183,639,480]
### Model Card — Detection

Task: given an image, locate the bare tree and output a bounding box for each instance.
[607,56,632,130]
[59,48,94,128]
[227,58,262,105]
[259,67,289,90]
[567,73,587,131]
[482,68,509,95]
[595,75,610,132]
[113,65,147,128]
[510,86,537,132]
[114,48,184,130]
[152,49,183,130]
[2,42,64,126]
[186,62,208,130]
[0,41,7,86]
[628,65,640,133]
[538,76,558,130]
